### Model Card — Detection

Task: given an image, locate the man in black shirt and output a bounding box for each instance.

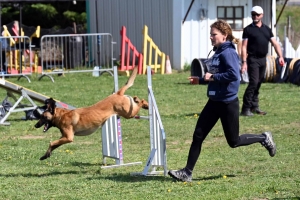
[240,6,284,116]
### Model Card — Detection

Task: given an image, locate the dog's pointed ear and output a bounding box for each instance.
[44,98,50,105]
[46,98,56,114]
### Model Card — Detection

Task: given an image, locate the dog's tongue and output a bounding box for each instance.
[43,123,49,132]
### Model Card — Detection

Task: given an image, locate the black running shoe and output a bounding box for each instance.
[261,132,276,157]
[168,168,192,182]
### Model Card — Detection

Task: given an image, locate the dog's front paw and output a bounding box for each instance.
[40,156,47,160]
[40,153,51,160]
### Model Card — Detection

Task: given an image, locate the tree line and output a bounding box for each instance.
[1,1,87,31]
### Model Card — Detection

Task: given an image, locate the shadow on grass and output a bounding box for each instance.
[0,162,101,178]
[272,198,300,200]
[71,161,100,167]
[176,82,191,85]
[193,174,236,181]
[185,113,200,117]
[0,167,237,183]
[161,113,201,119]
[91,173,236,183]
[0,170,83,178]
[94,173,168,182]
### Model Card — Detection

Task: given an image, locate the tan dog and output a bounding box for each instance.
[34,67,148,160]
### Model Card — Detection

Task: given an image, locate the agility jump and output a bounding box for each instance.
[101,66,167,176]
[0,79,75,125]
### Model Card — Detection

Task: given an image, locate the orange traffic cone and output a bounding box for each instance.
[165,55,172,74]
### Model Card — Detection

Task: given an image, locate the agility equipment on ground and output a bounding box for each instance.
[0,79,75,125]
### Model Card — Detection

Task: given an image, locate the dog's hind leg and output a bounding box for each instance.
[40,135,74,160]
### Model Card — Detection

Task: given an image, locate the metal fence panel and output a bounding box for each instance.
[39,33,115,81]
[0,36,33,82]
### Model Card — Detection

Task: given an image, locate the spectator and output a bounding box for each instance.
[240,6,284,116]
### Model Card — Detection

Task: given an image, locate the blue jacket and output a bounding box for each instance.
[207,41,240,102]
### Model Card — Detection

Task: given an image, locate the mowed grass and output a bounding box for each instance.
[0,71,299,200]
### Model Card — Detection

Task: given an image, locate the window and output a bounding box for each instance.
[217,6,243,30]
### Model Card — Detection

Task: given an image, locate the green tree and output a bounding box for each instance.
[1,2,86,31]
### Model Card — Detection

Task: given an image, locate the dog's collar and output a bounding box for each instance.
[126,95,134,109]
[126,95,133,102]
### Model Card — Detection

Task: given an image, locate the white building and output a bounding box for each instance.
[87,0,277,70]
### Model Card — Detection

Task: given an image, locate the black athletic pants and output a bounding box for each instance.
[185,98,265,171]
[242,56,267,111]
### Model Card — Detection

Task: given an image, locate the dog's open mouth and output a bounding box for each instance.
[43,123,49,132]
[35,120,52,132]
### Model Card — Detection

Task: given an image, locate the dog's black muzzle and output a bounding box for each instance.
[34,119,45,128]
[33,106,48,129]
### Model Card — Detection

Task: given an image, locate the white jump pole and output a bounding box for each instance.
[131,66,168,176]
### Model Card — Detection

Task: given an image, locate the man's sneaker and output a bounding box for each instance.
[240,109,254,116]
[251,107,267,115]
[168,168,192,182]
[261,132,276,157]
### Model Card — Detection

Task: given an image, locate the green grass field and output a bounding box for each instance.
[276,5,300,48]
[0,71,299,200]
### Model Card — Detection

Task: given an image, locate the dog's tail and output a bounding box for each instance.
[117,66,138,95]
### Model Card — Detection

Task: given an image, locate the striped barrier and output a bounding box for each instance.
[142,25,165,75]
[119,26,143,76]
